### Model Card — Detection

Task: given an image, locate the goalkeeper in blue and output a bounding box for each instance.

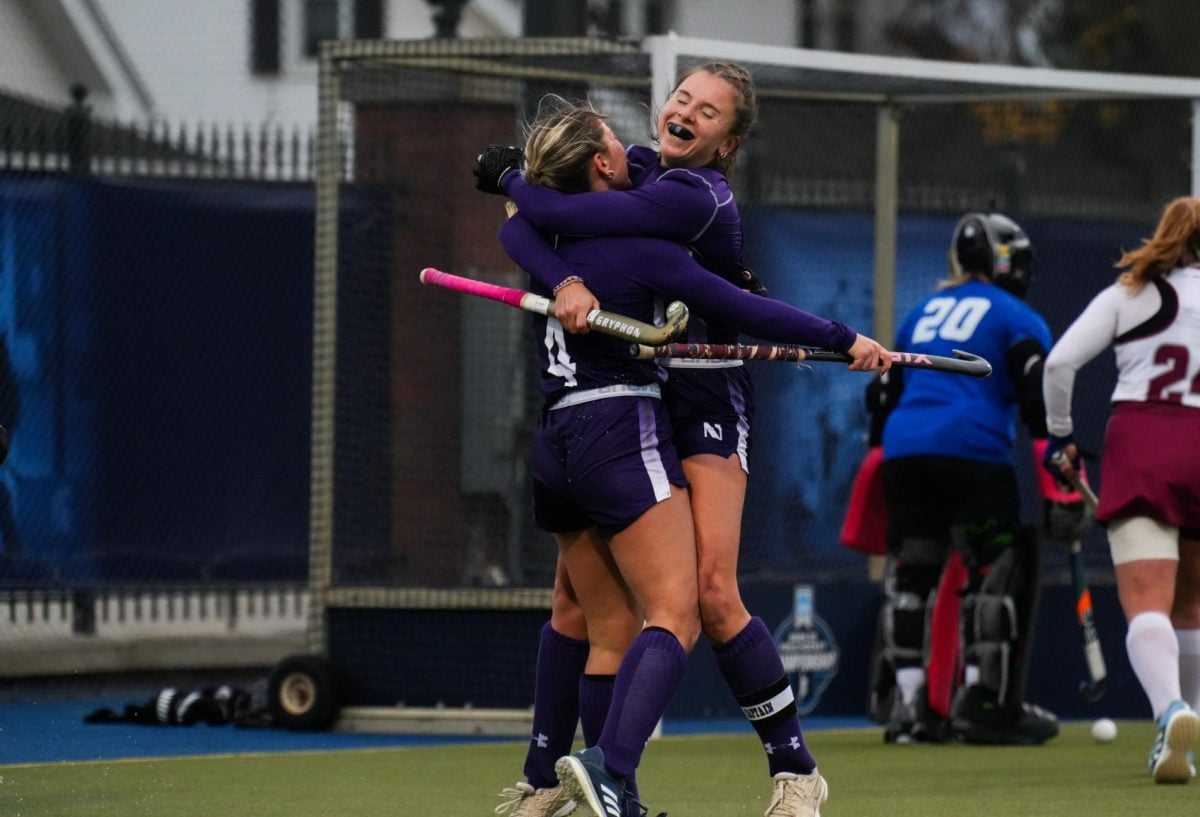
[868,212,1089,745]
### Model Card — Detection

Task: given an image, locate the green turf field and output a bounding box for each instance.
[1,721,1196,816]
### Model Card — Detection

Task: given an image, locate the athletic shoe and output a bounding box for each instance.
[949,684,1058,745]
[883,695,918,744]
[1149,700,1200,784]
[494,781,576,817]
[556,747,625,817]
[883,687,947,744]
[763,770,829,817]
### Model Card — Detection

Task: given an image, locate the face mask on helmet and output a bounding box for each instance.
[951,213,1033,298]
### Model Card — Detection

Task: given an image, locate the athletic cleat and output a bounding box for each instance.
[883,696,919,744]
[882,688,947,745]
[763,770,828,817]
[949,684,1058,745]
[1149,700,1200,784]
[494,781,577,817]
[556,747,625,817]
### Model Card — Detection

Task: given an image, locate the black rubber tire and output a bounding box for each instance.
[267,654,339,731]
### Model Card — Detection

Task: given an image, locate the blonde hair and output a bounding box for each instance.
[522,95,609,194]
[1117,196,1200,289]
[660,61,758,177]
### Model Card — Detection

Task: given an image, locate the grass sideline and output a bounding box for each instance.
[1,721,1195,816]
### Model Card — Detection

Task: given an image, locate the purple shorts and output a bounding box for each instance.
[663,366,754,470]
[533,395,688,538]
[1099,401,1200,537]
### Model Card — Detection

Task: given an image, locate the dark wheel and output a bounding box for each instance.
[267,654,339,731]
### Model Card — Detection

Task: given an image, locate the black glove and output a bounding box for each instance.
[737,267,769,297]
[1044,499,1093,542]
[473,144,524,195]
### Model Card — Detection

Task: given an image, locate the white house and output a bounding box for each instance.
[0,0,886,129]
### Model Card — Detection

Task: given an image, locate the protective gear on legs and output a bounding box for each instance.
[952,529,1055,744]
[959,539,1038,705]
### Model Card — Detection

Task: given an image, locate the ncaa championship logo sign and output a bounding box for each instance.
[773,584,839,715]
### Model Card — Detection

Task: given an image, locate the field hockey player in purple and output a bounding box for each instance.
[478,63,855,817]
[485,94,888,817]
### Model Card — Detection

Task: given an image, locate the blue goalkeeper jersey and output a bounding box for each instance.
[882,279,1052,465]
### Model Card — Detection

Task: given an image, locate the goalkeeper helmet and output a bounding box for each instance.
[951,212,1033,298]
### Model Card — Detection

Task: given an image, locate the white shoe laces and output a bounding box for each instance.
[496,783,536,816]
[764,773,827,817]
[496,782,574,817]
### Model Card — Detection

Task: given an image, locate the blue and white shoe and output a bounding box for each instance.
[555,747,625,817]
[1149,700,1200,784]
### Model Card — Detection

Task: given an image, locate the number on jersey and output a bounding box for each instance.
[912,296,992,344]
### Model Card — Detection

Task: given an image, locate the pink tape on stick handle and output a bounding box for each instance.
[419,267,551,315]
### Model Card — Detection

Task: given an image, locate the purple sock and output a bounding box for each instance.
[579,674,614,748]
[579,674,638,802]
[523,622,589,789]
[714,617,816,775]
[598,627,688,781]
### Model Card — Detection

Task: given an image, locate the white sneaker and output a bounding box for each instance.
[1149,701,1200,785]
[763,770,829,817]
[495,781,577,817]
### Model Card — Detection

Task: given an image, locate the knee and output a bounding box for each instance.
[550,585,587,641]
[698,577,748,642]
[658,605,701,653]
[675,612,702,652]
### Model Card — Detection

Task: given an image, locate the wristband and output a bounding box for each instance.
[553,276,584,295]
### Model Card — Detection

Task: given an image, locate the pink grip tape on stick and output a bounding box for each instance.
[419,267,687,346]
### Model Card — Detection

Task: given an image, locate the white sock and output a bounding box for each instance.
[896,667,925,705]
[964,664,980,686]
[1126,612,1182,719]
[1176,628,1200,712]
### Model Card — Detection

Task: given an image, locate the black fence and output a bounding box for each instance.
[0,87,314,181]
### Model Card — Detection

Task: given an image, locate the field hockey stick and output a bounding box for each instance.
[1050,451,1107,702]
[630,343,993,377]
[419,268,688,346]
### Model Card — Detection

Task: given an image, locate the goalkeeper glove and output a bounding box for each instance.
[1044,498,1093,542]
[1041,433,1078,484]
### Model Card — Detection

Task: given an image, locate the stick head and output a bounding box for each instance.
[663,301,689,340]
[950,349,993,377]
[1079,676,1107,703]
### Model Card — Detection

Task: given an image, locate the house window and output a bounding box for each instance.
[254,0,384,72]
[251,0,281,75]
[304,0,340,57]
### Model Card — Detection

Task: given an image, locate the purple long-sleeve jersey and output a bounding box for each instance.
[502,145,743,274]
[499,216,857,404]
[502,145,748,345]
